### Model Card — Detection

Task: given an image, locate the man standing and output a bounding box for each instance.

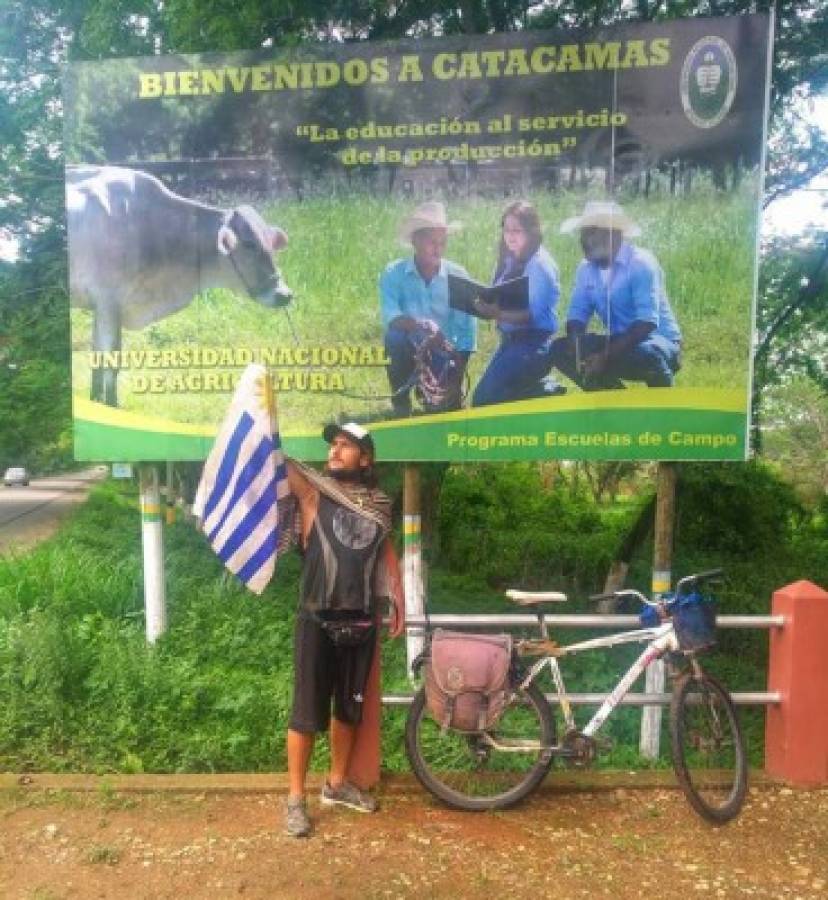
[283,422,404,837]
[550,201,682,390]
[380,201,477,416]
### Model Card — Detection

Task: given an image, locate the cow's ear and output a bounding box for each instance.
[269,227,288,252]
[217,224,238,256]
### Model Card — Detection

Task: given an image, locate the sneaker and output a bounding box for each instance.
[320,780,378,813]
[285,796,312,838]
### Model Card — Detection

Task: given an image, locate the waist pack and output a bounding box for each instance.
[424,630,513,732]
[318,616,376,648]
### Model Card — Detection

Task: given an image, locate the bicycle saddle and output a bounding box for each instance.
[505,590,568,606]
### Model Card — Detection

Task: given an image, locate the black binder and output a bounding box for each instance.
[448,273,529,318]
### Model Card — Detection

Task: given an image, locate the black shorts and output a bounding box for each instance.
[289,611,377,734]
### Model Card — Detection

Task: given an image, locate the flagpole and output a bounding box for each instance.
[140,463,167,643]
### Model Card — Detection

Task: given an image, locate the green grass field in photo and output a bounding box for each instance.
[70,177,759,433]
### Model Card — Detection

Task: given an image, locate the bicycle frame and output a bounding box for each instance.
[484,622,681,755]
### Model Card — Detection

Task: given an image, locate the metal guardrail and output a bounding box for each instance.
[384,691,780,707]
[383,612,783,708]
[400,613,785,630]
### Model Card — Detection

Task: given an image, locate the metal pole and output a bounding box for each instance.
[139,464,167,644]
[403,464,425,678]
[640,461,678,758]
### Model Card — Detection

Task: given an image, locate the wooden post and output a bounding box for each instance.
[139,464,167,644]
[640,462,677,758]
[652,462,677,595]
[403,464,425,678]
[164,461,176,525]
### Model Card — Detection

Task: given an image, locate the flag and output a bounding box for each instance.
[193,364,288,594]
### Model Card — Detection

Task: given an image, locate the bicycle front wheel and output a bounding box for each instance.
[404,682,555,812]
[670,671,747,824]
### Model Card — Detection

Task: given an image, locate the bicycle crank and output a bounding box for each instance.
[561,730,598,768]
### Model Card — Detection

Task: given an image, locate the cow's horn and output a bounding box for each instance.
[269,227,288,252]
[217,224,238,255]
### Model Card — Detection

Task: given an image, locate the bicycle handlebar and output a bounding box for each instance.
[687,568,724,581]
[588,569,724,605]
[588,591,618,602]
[589,588,653,606]
[675,568,724,596]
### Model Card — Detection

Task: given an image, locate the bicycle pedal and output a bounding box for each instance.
[562,730,598,767]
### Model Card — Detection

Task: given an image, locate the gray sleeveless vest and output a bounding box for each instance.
[300,495,383,613]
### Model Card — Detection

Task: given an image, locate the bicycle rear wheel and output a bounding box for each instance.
[404,682,555,812]
[670,671,747,824]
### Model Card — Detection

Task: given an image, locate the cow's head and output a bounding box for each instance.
[217,206,293,308]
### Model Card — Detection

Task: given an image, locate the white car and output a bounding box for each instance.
[3,467,29,487]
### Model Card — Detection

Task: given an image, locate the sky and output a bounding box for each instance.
[762,94,828,236]
[0,229,17,264]
[763,173,828,235]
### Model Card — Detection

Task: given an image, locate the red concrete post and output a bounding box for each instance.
[765,580,828,785]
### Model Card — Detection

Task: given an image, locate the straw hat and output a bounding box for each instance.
[559,200,641,237]
[398,201,462,244]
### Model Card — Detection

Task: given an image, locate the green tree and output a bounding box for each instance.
[761,377,828,503]
[753,229,828,458]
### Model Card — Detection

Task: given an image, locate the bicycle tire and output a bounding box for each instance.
[404,681,555,812]
[670,671,747,824]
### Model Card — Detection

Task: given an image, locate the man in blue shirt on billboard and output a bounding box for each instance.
[380,202,477,416]
[550,201,681,391]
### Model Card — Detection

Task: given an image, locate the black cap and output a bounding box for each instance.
[322,421,375,457]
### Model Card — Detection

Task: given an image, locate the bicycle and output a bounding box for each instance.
[404,569,748,824]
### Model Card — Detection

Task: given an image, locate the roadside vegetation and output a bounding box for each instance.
[0,462,824,775]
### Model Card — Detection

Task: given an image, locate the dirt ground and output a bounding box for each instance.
[0,775,826,899]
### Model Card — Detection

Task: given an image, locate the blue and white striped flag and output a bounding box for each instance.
[193,364,289,594]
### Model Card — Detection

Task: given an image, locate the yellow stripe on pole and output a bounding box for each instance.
[652,570,672,595]
[142,502,162,522]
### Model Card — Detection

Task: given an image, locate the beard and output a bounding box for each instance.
[324,464,362,483]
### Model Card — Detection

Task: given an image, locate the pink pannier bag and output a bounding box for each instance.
[424,630,513,732]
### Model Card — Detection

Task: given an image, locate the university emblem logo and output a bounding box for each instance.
[680,36,738,129]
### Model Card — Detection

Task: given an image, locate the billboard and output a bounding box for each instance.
[63,14,772,462]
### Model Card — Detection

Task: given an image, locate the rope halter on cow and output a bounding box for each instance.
[217,211,292,309]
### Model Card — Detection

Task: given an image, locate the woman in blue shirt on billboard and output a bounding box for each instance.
[471,201,566,407]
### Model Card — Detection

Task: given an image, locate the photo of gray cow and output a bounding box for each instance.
[66,165,292,406]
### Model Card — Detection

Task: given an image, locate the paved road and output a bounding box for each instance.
[0,466,108,554]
